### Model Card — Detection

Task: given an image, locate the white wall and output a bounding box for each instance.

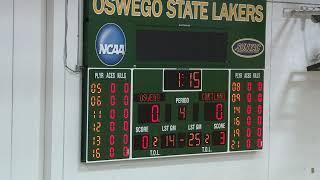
[269,2,320,180]
[0,1,13,180]
[0,0,46,180]
[11,0,46,178]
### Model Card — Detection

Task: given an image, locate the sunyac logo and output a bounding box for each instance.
[95,23,126,66]
[232,38,264,58]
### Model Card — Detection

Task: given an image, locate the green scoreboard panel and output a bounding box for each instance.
[81,0,266,163]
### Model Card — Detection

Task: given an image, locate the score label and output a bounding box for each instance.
[85,69,131,161]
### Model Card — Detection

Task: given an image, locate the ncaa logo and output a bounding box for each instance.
[95,23,126,66]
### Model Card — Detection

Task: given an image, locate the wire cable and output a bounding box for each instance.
[64,0,82,73]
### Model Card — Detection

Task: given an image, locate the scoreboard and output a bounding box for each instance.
[81,0,266,163]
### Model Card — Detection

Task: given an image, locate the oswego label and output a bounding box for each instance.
[232,38,264,58]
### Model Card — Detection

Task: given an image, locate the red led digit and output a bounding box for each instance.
[178,106,186,120]
[178,72,184,88]
[97,83,102,93]
[233,106,241,114]
[110,109,116,119]
[246,128,251,138]
[233,129,240,137]
[110,83,116,93]
[231,140,240,150]
[247,82,252,91]
[205,133,210,145]
[257,93,263,103]
[215,103,224,121]
[231,140,235,150]
[123,134,129,145]
[96,148,101,159]
[189,72,193,88]
[109,135,115,146]
[232,82,241,92]
[90,83,96,94]
[93,148,101,159]
[109,147,115,159]
[141,135,149,150]
[90,83,102,94]
[123,146,129,157]
[257,105,263,115]
[257,82,263,91]
[93,122,102,132]
[246,105,252,115]
[90,96,102,107]
[123,108,129,119]
[109,121,116,132]
[123,95,129,106]
[190,71,200,88]
[234,117,240,126]
[93,110,102,119]
[256,139,263,148]
[194,71,200,88]
[257,116,263,125]
[246,93,252,103]
[220,131,226,145]
[123,121,129,131]
[152,136,159,148]
[246,116,252,126]
[123,83,129,94]
[232,93,241,102]
[110,95,116,106]
[257,128,263,137]
[195,133,201,146]
[93,110,97,119]
[166,134,176,147]
[246,139,251,149]
[188,133,195,147]
[151,104,160,123]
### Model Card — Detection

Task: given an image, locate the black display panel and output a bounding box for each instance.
[136,30,228,62]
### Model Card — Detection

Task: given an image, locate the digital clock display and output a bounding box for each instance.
[164,70,202,91]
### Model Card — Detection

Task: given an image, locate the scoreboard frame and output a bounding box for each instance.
[81,0,267,163]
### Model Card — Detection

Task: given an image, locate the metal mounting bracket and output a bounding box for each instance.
[307,54,320,71]
[283,6,320,23]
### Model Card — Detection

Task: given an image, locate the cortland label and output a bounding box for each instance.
[232,38,264,58]
[95,23,126,66]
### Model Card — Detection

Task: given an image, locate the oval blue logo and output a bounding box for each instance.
[232,38,264,58]
[95,23,126,66]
